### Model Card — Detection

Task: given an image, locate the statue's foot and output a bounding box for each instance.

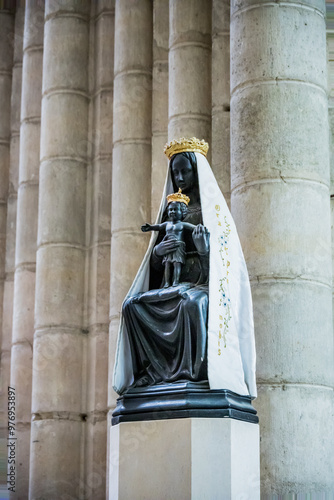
[172,281,179,287]
[164,282,170,288]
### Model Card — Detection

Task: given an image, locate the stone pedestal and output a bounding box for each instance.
[109,418,260,500]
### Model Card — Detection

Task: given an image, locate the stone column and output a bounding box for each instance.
[85,1,114,498]
[168,0,211,145]
[151,0,168,220]
[0,4,14,428]
[0,4,14,486]
[108,0,152,409]
[231,0,334,494]
[9,3,43,497]
[327,33,334,335]
[212,0,230,204]
[30,1,90,497]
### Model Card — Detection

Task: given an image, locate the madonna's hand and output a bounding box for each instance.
[192,225,210,255]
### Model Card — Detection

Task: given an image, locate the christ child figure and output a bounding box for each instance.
[141,188,197,287]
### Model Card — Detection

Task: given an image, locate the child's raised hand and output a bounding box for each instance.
[141,223,151,232]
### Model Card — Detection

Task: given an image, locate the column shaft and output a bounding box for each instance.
[151,0,168,220]
[9,3,43,497]
[168,0,212,143]
[0,5,14,421]
[108,0,153,410]
[85,1,114,498]
[231,0,333,494]
[0,4,14,487]
[30,1,90,497]
[212,0,230,204]
[328,33,334,341]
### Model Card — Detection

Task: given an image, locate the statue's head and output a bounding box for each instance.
[167,201,188,222]
[170,152,198,194]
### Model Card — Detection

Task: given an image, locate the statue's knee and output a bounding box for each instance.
[122,297,133,315]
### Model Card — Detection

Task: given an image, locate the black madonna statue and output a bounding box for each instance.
[112,138,257,423]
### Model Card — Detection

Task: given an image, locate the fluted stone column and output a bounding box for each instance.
[168,0,211,145]
[3,4,24,398]
[9,3,43,497]
[30,1,90,497]
[231,0,334,494]
[0,6,14,486]
[328,33,334,334]
[151,0,168,220]
[0,5,14,427]
[108,0,153,410]
[212,0,230,204]
[85,1,114,498]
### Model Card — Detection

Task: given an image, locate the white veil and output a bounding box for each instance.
[113,152,257,398]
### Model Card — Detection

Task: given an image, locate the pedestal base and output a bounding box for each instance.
[109,418,260,500]
[112,381,258,425]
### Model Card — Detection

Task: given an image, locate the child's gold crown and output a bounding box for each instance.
[167,188,190,206]
[163,137,209,160]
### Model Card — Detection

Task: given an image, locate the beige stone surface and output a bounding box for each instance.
[23,1,44,50]
[10,342,33,422]
[0,10,14,453]
[0,12,14,71]
[19,121,41,183]
[32,330,85,413]
[40,93,89,160]
[92,91,114,158]
[30,1,90,494]
[2,280,14,350]
[43,16,89,92]
[21,49,43,120]
[9,134,20,192]
[15,183,38,265]
[88,245,110,325]
[89,159,112,244]
[35,246,85,329]
[231,3,327,90]
[86,326,109,412]
[10,64,22,133]
[231,84,330,188]
[29,419,84,499]
[38,160,87,246]
[9,425,30,500]
[255,384,334,494]
[4,195,17,273]
[232,181,331,283]
[12,269,35,344]
[231,0,333,494]
[114,0,152,73]
[84,418,108,499]
[168,0,211,143]
[212,0,230,202]
[151,0,169,220]
[45,0,90,17]
[111,143,152,231]
[252,280,333,386]
[109,233,150,316]
[94,4,115,89]
[109,418,260,500]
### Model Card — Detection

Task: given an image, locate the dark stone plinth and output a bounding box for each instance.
[112,381,258,425]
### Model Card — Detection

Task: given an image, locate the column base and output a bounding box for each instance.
[109,417,260,500]
[112,381,258,425]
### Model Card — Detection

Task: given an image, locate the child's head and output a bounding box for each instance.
[167,201,188,221]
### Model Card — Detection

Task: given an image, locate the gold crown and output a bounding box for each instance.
[163,137,209,160]
[166,188,190,206]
